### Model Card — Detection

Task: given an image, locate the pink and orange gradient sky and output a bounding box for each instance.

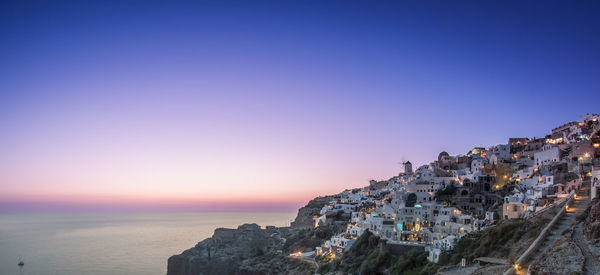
[1,1,599,212]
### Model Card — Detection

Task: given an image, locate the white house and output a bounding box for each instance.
[427,235,457,263]
[519,177,538,189]
[513,166,535,180]
[347,223,366,237]
[320,205,333,215]
[427,247,442,263]
[591,168,600,200]
[471,158,486,173]
[315,215,327,227]
[324,235,356,253]
[333,203,356,213]
[488,144,511,160]
[534,145,560,167]
[415,165,435,181]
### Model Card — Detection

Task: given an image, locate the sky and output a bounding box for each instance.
[1,0,599,212]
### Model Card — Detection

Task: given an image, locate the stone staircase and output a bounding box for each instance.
[505,179,591,275]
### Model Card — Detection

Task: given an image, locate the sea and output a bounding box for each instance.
[0,211,296,275]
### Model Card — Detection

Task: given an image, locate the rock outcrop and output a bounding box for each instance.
[167,196,339,275]
[290,196,332,228]
[583,198,600,240]
[167,224,311,275]
[582,197,600,271]
[529,232,584,274]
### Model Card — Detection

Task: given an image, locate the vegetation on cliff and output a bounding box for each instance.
[447,218,549,264]
[284,226,335,254]
[317,230,439,275]
[316,217,552,275]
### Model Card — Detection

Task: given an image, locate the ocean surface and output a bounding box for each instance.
[0,211,296,275]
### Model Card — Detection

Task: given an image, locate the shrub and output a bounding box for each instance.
[318,262,331,274]
[446,221,526,262]
[314,226,333,240]
[389,250,431,275]
[331,258,341,269]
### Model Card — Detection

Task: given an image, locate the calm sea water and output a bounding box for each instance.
[0,211,296,275]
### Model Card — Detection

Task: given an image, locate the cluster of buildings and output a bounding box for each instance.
[504,113,600,219]
[314,113,600,264]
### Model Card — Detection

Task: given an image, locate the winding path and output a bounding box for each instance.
[289,254,319,275]
[303,256,319,275]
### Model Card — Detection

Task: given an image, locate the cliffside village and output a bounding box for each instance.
[312,113,600,264]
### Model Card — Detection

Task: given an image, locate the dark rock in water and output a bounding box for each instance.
[167,197,335,275]
[167,223,312,275]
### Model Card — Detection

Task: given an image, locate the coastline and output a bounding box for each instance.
[167,197,330,275]
[0,211,296,275]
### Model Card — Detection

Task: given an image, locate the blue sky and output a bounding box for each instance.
[0,0,598,210]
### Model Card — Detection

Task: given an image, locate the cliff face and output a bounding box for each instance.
[583,198,600,240]
[582,198,600,270]
[529,231,585,274]
[290,196,332,228]
[167,224,311,275]
[167,196,337,275]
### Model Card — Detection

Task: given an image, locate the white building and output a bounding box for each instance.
[416,165,435,181]
[315,215,327,227]
[471,158,486,173]
[406,181,442,195]
[592,168,600,200]
[581,113,600,123]
[323,235,356,253]
[427,235,457,263]
[333,203,356,213]
[534,144,560,167]
[346,223,366,237]
[513,166,535,180]
[320,205,333,215]
[488,144,511,160]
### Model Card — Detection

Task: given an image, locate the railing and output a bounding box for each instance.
[527,194,570,218]
[502,191,574,275]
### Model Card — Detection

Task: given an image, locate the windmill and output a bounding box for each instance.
[399,156,413,174]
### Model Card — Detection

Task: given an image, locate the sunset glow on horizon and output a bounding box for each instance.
[1,0,599,212]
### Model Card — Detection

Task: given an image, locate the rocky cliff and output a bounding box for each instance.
[583,198,600,240]
[167,223,312,275]
[290,196,332,228]
[528,230,585,274]
[166,195,341,275]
